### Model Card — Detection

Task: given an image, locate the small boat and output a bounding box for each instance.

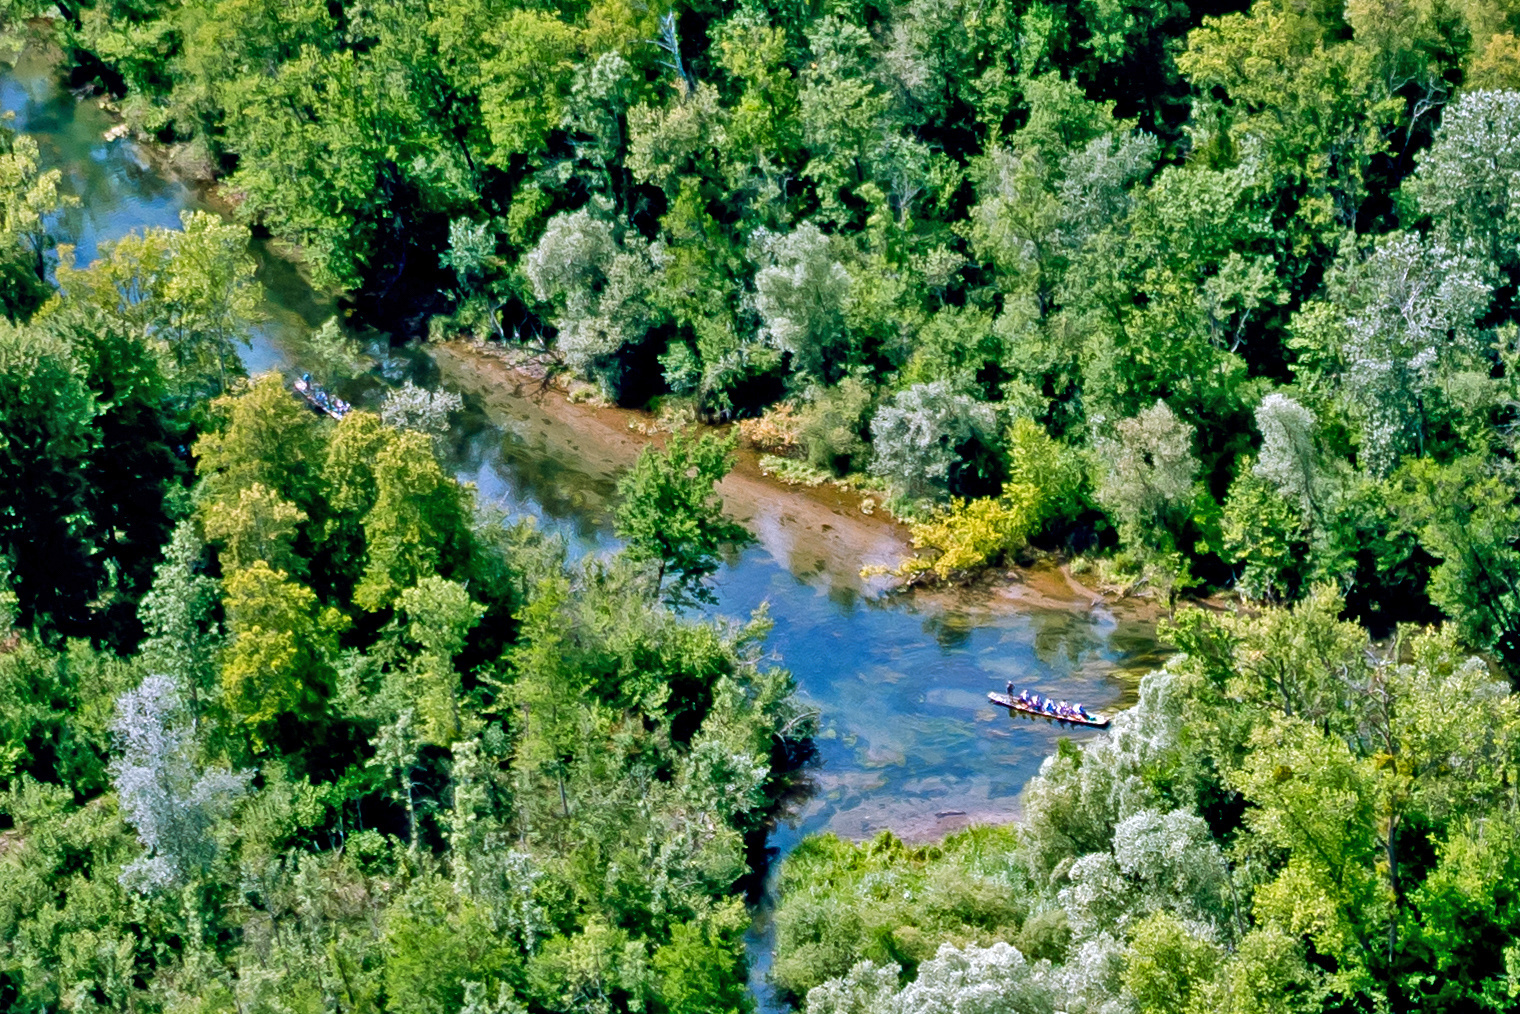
[293,377,350,420]
[987,692,1111,728]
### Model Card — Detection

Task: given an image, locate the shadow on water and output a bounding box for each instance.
[1,47,1168,1011]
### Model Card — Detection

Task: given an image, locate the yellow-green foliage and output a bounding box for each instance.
[200,481,306,574]
[1005,417,1086,525]
[878,419,1088,582]
[353,429,472,612]
[894,488,1042,581]
[220,560,346,728]
[397,575,485,744]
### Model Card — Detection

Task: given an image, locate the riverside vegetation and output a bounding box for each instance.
[4,0,1520,1010]
[29,0,1520,620]
[770,592,1520,1013]
[0,163,803,1009]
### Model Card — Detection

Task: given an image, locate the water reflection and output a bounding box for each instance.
[3,52,191,268]
[0,48,1166,849]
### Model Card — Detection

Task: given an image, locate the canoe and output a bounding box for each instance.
[293,378,350,420]
[987,692,1111,728]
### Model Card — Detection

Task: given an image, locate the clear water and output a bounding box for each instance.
[0,46,1165,1006]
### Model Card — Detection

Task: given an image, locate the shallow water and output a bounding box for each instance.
[1,46,1166,1004]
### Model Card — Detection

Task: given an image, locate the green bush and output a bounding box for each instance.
[797,378,875,476]
[1005,417,1088,532]
[770,827,1028,1000]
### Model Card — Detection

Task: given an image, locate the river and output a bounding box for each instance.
[0,44,1164,1006]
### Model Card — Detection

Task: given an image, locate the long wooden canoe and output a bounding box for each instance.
[293,378,350,420]
[987,692,1111,728]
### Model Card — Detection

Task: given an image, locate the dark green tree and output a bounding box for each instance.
[614,430,750,605]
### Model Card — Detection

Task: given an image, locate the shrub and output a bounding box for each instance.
[759,454,837,486]
[1093,400,1198,559]
[890,489,1042,582]
[770,828,1028,1001]
[1221,465,1311,603]
[1005,417,1087,532]
[738,402,803,454]
[869,381,1000,502]
[797,378,874,474]
[877,419,1084,583]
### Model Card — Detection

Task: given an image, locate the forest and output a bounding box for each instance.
[25,0,1520,622]
[0,168,810,1014]
[2,0,1520,1009]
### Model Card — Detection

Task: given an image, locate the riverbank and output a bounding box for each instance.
[435,338,1165,631]
[434,339,911,591]
[2,38,1167,851]
[425,347,1184,850]
[27,28,1165,640]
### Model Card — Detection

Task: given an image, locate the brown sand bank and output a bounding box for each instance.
[431,339,1168,632]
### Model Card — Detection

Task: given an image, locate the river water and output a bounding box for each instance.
[1,44,1164,1004]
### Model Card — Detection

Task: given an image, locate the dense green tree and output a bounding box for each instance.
[137,520,223,709]
[614,429,749,604]
[353,428,472,612]
[396,575,484,744]
[1389,455,1520,666]
[0,324,101,632]
[194,373,326,518]
[56,210,264,396]
[0,130,70,319]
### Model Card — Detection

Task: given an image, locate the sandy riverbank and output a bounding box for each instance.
[433,340,916,594]
[431,339,1169,632]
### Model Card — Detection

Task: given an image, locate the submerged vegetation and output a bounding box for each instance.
[4,0,1520,1008]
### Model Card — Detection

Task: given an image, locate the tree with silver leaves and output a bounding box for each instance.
[869,380,998,502]
[524,204,657,390]
[1253,393,1327,526]
[1094,400,1199,555]
[381,380,463,452]
[1341,233,1490,476]
[753,222,853,383]
[1411,89,1520,273]
[1297,232,1491,477]
[112,674,251,892]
